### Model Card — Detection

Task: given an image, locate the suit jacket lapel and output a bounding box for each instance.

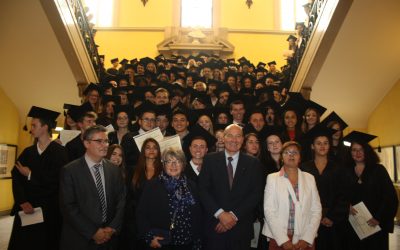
[218,152,231,191]
[81,158,99,197]
[103,161,112,210]
[231,152,248,191]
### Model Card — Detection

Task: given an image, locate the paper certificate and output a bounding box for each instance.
[348,202,381,240]
[105,124,115,133]
[59,130,81,146]
[159,135,182,153]
[133,128,164,151]
[18,207,44,227]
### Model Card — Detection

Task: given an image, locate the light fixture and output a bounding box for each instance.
[246,0,253,9]
[141,0,148,6]
[55,127,64,132]
[343,141,351,147]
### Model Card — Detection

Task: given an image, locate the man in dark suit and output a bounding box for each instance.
[198,124,264,250]
[60,125,126,250]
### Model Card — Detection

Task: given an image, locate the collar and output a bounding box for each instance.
[225,150,240,161]
[85,153,103,167]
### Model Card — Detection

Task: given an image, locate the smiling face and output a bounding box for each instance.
[189,138,208,160]
[164,156,183,178]
[224,125,244,155]
[110,147,123,166]
[267,135,283,155]
[305,109,318,127]
[84,131,109,161]
[284,110,297,129]
[244,135,260,156]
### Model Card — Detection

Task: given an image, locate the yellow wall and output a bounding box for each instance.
[116,0,173,27]
[220,0,276,30]
[0,87,20,212]
[96,0,289,68]
[368,78,400,147]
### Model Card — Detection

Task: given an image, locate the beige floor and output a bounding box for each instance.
[0,215,399,250]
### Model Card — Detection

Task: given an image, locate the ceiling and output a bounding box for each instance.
[0,0,399,129]
[311,0,400,128]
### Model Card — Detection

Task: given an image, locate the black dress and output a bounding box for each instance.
[343,164,398,250]
[8,141,68,250]
[301,160,349,250]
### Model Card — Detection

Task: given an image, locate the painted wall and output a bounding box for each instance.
[0,87,19,212]
[95,0,290,68]
[368,78,400,148]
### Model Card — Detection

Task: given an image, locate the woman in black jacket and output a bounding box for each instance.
[136,148,203,250]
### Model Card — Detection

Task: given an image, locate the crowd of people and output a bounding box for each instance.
[8,51,399,250]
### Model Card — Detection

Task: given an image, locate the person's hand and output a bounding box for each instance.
[218,211,237,230]
[150,236,164,248]
[349,205,358,215]
[103,227,116,238]
[321,217,333,227]
[367,218,380,227]
[15,161,31,177]
[92,228,111,244]
[282,240,294,250]
[294,240,309,250]
[214,222,228,233]
[20,202,34,214]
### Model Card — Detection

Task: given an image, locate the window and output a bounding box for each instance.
[280,0,308,31]
[82,0,114,27]
[181,0,213,28]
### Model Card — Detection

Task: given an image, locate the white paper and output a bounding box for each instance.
[348,202,381,240]
[59,130,81,146]
[250,220,261,248]
[159,135,182,153]
[18,207,44,227]
[133,128,164,152]
[105,124,115,133]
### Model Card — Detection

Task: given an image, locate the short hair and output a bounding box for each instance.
[190,136,207,147]
[230,100,245,111]
[78,111,97,123]
[155,87,169,97]
[162,148,187,170]
[281,141,302,156]
[82,125,107,141]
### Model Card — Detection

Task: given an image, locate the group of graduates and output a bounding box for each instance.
[8,52,399,250]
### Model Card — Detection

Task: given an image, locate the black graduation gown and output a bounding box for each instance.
[344,164,398,250]
[301,160,349,250]
[64,134,85,162]
[8,141,68,250]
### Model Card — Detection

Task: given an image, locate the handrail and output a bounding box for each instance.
[69,0,102,80]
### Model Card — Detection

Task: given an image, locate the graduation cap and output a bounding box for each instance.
[155,54,166,62]
[130,58,138,65]
[198,52,210,58]
[257,62,267,69]
[287,35,297,41]
[63,103,82,122]
[227,58,236,65]
[262,126,284,141]
[342,131,377,145]
[238,56,248,64]
[320,111,348,130]
[120,59,129,65]
[305,123,337,142]
[267,61,277,66]
[134,100,157,117]
[305,100,327,116]
[25,106,60,130]
[114,105,134,120]
[101,95,121,106]
[110,58,119,63]
[186,124,217,148]
[155,104,172,119]
[83,83,101,96]
[258,99,283,116]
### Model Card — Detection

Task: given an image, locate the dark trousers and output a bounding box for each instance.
[205,231,250,250]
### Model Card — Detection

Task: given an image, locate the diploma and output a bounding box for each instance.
[59,130,81,146]
[133,128,164,151]
[18,207,44,227]
[159,135,182,153]
[348,201,381,240]
[105,124,115,133]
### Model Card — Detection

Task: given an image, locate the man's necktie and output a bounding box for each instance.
[227,157,234,189]
[94,164,107,222]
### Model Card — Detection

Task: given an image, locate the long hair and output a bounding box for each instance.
[241,133,260,157]
[106,144,126,179]
[345,142,380,168]
[301,108,321,133]
[132,138,163,189]
[281,108,303,142]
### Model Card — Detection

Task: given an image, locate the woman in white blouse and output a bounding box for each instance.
[262,141,322,250]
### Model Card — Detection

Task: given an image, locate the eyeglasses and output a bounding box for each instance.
[89,139,110,145]
[163,160,181,166]
[283,150,299,156]
[142,118,156,123]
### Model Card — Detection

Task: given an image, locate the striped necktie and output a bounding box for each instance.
[227,157,234,189]
[93,164,107,222]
